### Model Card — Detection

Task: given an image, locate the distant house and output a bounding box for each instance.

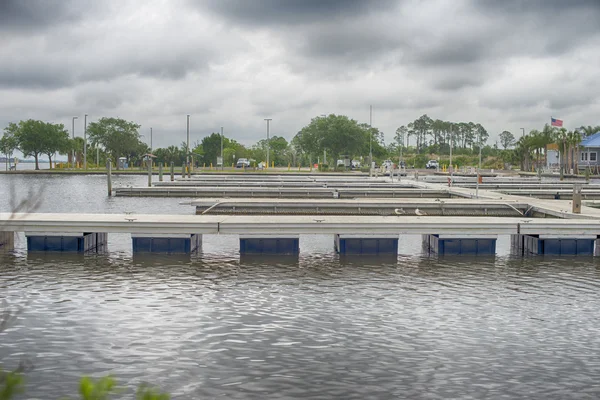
[579,132,600,169]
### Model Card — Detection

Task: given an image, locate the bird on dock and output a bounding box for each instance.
[394,208,406,215]
[415,208,427,216]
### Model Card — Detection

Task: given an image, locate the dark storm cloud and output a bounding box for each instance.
[477,0,600,15]
[0,0,94,32]
[197,0,398,25]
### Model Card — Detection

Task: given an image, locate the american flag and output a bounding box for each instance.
[551,117,563,127]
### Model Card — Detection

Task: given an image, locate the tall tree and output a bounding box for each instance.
[9,120,55,170]
[42,123,70,168]
[294,114,371,161]
[499,131,515,149]
[579,125,600,137]
[0,129,18,170]
[86,117,142,170]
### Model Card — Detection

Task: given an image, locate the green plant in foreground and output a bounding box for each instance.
[136,384,170,400]
[0,370,24,400]
[78,376,119,400]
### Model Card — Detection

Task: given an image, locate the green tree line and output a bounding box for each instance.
[3,116,599,171]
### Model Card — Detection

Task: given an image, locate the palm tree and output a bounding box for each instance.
[554,128,568,172]
[514,135,535,171]
[540,123,555,167]
[567,130,582,172]
[579,125,600,137]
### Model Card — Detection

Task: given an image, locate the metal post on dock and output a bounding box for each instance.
[159,163,163,181]
[170,162,174,181]
[181,164,185,178]
[147,159,152,187]
[107,158,112,197]
[187,162,191,178]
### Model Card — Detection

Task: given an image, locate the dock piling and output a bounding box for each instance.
[107,158,112,197]
[170,162,174,181]
[147,159,152,187]
[159,163,163,182]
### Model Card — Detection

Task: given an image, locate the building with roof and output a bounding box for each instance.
[579,132,600,169]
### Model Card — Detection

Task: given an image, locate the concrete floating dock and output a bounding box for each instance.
[2,213,600,256]
[191,198,530,217]
[115,186,459,199]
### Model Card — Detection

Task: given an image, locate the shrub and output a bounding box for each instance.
[318,163,329,172]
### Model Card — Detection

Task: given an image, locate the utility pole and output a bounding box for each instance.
[264,118,272,168]
[449,124,453,180]
[150,127,153,153]
[369,105,373,171]
[476,130,482,198]
[220,126,224,171]
[72,116,78,168]
[186,115,190,172]
[83,114,87,169]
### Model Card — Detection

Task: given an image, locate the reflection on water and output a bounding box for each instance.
[2,174,600,399]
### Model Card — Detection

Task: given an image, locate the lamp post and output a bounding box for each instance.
[449,124,453,178]
[72,116,78,168]
[220,126,224,171]
[83,114,87,170]
[476,130,482,198]
[186,115,190,171]
[369,105,373,174]
[264,118,272,168]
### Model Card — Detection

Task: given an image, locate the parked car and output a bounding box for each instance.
[236,158,250,168]
[425,160,439,169]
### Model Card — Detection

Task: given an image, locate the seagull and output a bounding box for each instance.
[394,208,406,215]
[415,208,427,216]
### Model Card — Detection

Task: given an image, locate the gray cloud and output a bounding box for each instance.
[197,0,398,25]
[0,0,98,33]
[1,0,600,150]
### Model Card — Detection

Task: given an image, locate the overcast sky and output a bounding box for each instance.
[1,0,599,149]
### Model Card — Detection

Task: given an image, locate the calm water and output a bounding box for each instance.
[2,174,600,399]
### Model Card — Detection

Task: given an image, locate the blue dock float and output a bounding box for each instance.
[26,232,107,253]
[239,235,299,255]
[512,234,596,256]
[334,234,399,255]
[423,234,497,256]
[131,233,202,253]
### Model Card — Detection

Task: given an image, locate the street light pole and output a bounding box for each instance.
[369,105,373,166]
[72,116,78,169]
[186,114,190,171]
[83,114,88,169]
[220,126,224,171]
[476,130,482,198]
[449,124,453,179]
[264,118,272,168]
